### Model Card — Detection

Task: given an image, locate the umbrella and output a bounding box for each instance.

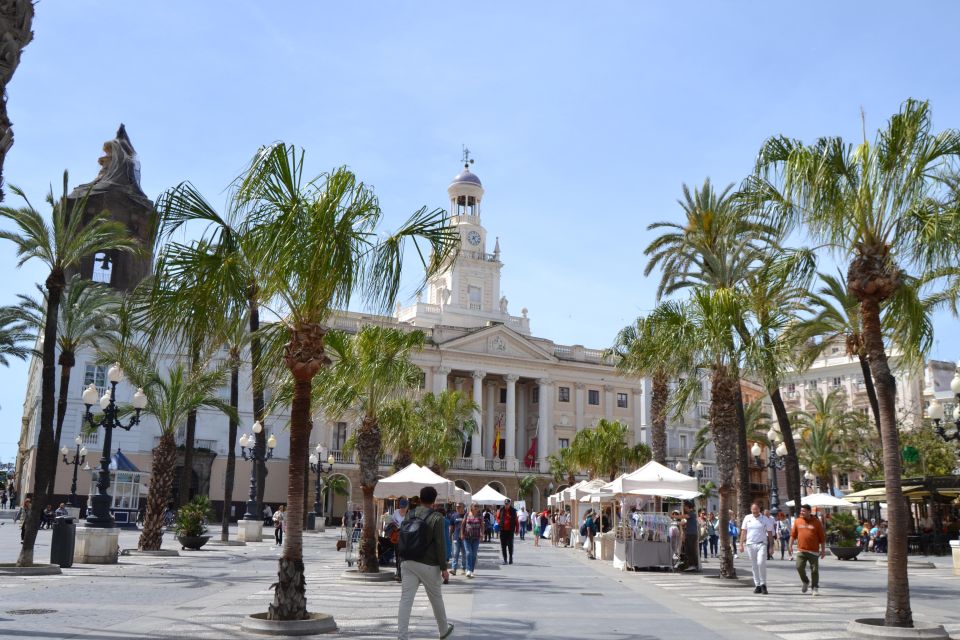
[786,492,857,508]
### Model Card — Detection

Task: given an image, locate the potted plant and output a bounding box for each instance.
[175,495,213,550]
[826,511,862,560]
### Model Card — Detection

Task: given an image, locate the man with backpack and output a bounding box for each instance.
[397,486,454,640]
[496,499,520,565]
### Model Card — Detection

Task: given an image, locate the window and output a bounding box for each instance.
[838,473,849,488]
[84,364,107,390]
[616,392,628,408]
[558,386,570,402]
[559,438,570,450]
[679,434,688,453]
[831,346,840,354]
[418,370,426,390]
[787,383,796,393]
[332,422,347,451]
[468,285,481,310]
[588,389,600,405]
[832,377,842,387]
[532,387,539,404]
[91,252,113,284]
[499,388,507,404]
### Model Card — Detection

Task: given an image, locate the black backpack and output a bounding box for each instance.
[398,509,434,561]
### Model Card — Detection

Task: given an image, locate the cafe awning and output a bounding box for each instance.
[844,485,923,503]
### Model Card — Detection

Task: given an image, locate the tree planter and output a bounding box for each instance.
[241,612,337,636]
[177,535,211,550]
[847,619,947,639]
[340,569,396,582]
[829,546,862,560]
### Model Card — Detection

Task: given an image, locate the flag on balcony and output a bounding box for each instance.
[492,415,502,457]
[524,437,537,468]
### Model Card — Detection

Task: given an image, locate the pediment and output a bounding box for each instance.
[437,325,557,362]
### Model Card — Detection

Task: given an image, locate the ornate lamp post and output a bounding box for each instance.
[60,435,88,507]
[81,364,147,527]
[752,428,787,516]
[239,421,276,520]
[308,444,335,523]
[927,362,960,443]
[800,468,817,496]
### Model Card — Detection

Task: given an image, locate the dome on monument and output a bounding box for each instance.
[450,165,482,187]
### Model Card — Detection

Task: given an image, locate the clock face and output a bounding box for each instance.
[467,230,482,246]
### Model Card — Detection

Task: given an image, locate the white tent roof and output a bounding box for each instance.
[786,493,857,509]
[372,463,454,499]
[619,461,698,497]
[573,478,608,499]
[560,481,586,501]
[471,484,511,505]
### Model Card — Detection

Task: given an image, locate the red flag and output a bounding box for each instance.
[524,437,537,468]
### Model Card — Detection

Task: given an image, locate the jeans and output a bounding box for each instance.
[275,526,283,545]
[397,560,448,640]
[746,541,768,586]
[519,522,526,540]
[709,535,719,556]
[780,536,791,559]
[500,531,514,563]
[700,539,709,557]
[451,538,465,571]
[796,551,820,588]
[465,537,480,572]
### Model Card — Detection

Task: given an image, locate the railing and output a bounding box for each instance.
[378,453,394,467]
[450,457,473,470]
[78,432,99,446]
[484,458,509,472]
[667,447,690,458]
[458,250,498,262]
[329,450,349,463]
[749,482,768,494]
[153,436,218,452]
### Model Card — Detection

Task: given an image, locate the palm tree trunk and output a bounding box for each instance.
[0,1,35,204]
[860,295,912,627]
[710,364,739,579]
[139,433,177,551]
[356,414,381,573]
[651,370,668,465]
[302,442,310,529]
[858,353,883,441]
[269,379,309,620]
[734,386,751,520]
[221,358,239,542]
[769,387,800,512]
[43,358,73,501]
[177,409,197,507]
[249,291,267,513]
[17,270,64,567]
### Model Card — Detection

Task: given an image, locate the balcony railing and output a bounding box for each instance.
[78,432,99,446]
[329,450,349,463]
[484,458,509,472]
[153,436,219,452]
[450,457,473,470]
[749,482,768,494]
[666,447,690,458]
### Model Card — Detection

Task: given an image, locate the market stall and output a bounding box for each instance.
[373,463,455,500]
[471,484,511,505]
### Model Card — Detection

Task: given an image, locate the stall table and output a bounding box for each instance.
[614,538,673,570]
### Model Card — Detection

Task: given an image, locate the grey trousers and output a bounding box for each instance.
[397,559,448,640]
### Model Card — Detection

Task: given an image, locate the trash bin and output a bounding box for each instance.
[50,517,76,568]
[307,513,316,531]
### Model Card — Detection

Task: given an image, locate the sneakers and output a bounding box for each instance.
[760,584,768,594]
[466,571,474,578]
[812,587,820,596]
[440,623,455,639]
[450,569,457,576]
[801,582,808,593]
[753,586,762,594]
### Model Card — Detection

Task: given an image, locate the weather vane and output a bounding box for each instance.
[461,144,474,167]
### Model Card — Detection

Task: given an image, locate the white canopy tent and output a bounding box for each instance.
[372,463,454,500]
[786,493,857,509]
[471,484,511,505]
[618,460,699,498]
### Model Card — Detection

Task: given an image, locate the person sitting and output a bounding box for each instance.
[40,505,54,529]
[54,503,69,518]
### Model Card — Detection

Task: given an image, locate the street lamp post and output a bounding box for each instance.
[239,421,276,520]
[60,435,88,507]
[800,469,817,497]
[752,428,787,516]
[927,362,960,443]
[81,364,147,527]
[308,444,335,523]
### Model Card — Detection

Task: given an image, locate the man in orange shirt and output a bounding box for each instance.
[789,503,826,596]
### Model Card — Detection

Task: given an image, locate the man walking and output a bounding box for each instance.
[449,503,466,576]
[740,503,775,594]
[397,486,454,640]
[496,499,519,565]
[790,503,826,596]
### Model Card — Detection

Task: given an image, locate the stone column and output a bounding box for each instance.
[575,382,585,432]
[485,381,496,460]
[472,371,485,469]
[505,374,518,469]
[604,384,615,422]
[632,387,643,446]
[517,384,527,464]
[434,366,450,395]
[538,378,552,472]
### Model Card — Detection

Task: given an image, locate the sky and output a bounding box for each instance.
[1,1,959,462]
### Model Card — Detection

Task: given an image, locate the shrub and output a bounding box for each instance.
[174,495,213,537]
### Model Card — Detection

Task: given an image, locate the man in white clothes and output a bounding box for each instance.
[739,502,775,594]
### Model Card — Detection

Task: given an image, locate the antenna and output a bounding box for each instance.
[461,144,474,167]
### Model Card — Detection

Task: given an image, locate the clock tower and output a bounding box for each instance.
[397,157,530,335]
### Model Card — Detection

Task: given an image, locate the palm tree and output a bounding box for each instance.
[0,173,138,567]
[314,327,425,574]
[570,419,647,481]
[0,305,31,366]
[220,314,249,542]
[517,474,537,502]
[414,390,477,474]
[747,99,960,627]
[15,276,120,500]
[547,446,578,487]
[132,362,236,551]
[379,397,420,472]
[241,143,457,620]
[0,1,34,203]
[794,390,859,494]
[655,289,747,579]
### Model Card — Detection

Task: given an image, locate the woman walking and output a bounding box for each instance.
[272,504,285,545]
[461,503,483,578]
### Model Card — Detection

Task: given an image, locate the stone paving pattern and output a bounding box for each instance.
[0,521,956,639]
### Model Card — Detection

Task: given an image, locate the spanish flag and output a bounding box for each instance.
[492,415,502,457]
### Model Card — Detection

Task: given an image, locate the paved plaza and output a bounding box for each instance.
[0,523,957,639]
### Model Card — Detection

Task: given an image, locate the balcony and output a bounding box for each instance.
[667,447,690,459]
[78,432,99,446]
[153,436,218,452]
[484,458,509,472]
[450,457,473,471]
[749,482,769,494]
